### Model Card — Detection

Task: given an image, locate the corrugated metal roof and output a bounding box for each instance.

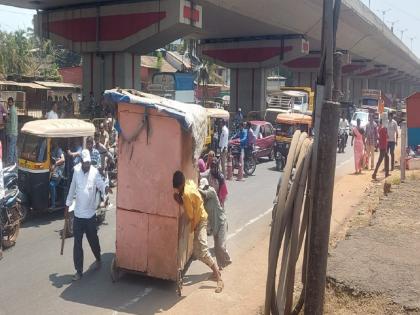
[34,81,81,89]
[141,56,177,72]
[0,80,50,89]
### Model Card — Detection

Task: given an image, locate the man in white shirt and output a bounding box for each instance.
[387,112,399,171]
[338,113,350,145]
[65,150,110,281]
[45,102,59,119]
[218,120,229,177]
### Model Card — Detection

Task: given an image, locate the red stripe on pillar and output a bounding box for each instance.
[132,53,135,89]
[235,69,239,111]
[251,69,255,111]
[90,53,94,94]
[112,53,116,88]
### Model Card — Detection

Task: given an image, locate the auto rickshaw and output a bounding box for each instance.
[204,107,230,153]
[17,119,96,220]
[274,113,312,171]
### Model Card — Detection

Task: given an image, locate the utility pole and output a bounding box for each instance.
[304,0,342,313]
[378,9,390,24]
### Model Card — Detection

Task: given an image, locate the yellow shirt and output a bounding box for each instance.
[182,180,208,231]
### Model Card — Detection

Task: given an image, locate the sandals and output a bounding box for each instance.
[215,280,224,293]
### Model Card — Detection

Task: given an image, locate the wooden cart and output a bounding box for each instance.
[107,90,207,295]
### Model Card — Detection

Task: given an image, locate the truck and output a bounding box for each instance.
[264,86,314,124]
[147,72,195,103]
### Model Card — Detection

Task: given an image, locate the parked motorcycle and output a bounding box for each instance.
[0,187,23,249]
[337,128,348,153]
[3,164,18,190]
[229,144,257,176]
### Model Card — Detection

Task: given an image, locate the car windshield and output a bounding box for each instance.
[352,112,368,122]
[19,134,47,163]
[276,123,295,137]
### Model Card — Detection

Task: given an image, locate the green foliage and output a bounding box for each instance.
[0,28,81,80]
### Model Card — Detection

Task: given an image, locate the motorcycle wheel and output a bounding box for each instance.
[19,204,29,223]
[244,156,257,176]
[2,207,20,249]
[275,159,283,172]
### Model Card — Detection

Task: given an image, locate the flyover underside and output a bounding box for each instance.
[5,0,420,108]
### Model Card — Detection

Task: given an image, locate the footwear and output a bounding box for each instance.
[94,259,102,270]
[72,273,82,281]
[372,174,377,180]
[215,279,224,293]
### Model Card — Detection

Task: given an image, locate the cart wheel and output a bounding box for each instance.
[176,270,183,297]
[110,257,121,283]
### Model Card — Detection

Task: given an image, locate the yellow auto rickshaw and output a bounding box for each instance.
[204,107,230,153]
[274,113,312,171]
[18,119,95,220]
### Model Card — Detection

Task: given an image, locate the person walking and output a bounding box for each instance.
[0,99,7,162]
[338,113,349,146]
[65,150,110,281]
[199,178,232,270]
[6,97,18,165]
[219,120,229,177]
[172,171,224,293]
[351,118,365,174]
[365,114,378,170]
[372,120,389,180]
[387,112,398,171]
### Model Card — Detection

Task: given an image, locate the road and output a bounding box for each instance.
[0,149,353,315]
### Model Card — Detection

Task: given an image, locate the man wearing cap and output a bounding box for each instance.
[65,149,110,281]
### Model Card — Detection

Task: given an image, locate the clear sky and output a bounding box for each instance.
[0,1,419,57]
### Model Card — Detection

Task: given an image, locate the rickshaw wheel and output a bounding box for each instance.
[110,257,121,283]
[176,269,183,297]
[2,223,20,249]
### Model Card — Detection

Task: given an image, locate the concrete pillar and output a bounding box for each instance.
[230,68,266,115]
[343,76,351,101]
[362,78,369,90]
[82,52,141,100]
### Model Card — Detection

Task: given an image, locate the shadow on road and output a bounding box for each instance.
[21,209,64,229]
[50,252,219,314]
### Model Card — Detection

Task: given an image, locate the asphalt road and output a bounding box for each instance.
[0,148,353,315]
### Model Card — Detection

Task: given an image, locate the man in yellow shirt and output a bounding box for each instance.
[173,170,224,293]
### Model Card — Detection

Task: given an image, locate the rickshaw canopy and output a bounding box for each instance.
[275,113,313,127]
[21,119,95,138]
[206,108,230,120]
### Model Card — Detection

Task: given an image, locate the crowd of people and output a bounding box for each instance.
[340,112,399,179]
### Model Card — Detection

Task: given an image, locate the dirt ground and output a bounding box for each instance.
[326,171,420,315]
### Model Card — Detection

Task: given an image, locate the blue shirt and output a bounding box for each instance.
[239,129,248,149]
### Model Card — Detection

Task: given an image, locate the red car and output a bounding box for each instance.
[230,120,276,160]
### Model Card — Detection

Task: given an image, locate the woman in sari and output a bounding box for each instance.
[351,118,366,174]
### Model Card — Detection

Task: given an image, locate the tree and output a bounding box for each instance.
[0,28,81,80]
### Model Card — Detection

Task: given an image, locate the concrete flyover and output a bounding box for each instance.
[2,0,420,111]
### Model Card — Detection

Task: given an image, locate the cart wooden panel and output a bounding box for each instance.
[115,103,196,281]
